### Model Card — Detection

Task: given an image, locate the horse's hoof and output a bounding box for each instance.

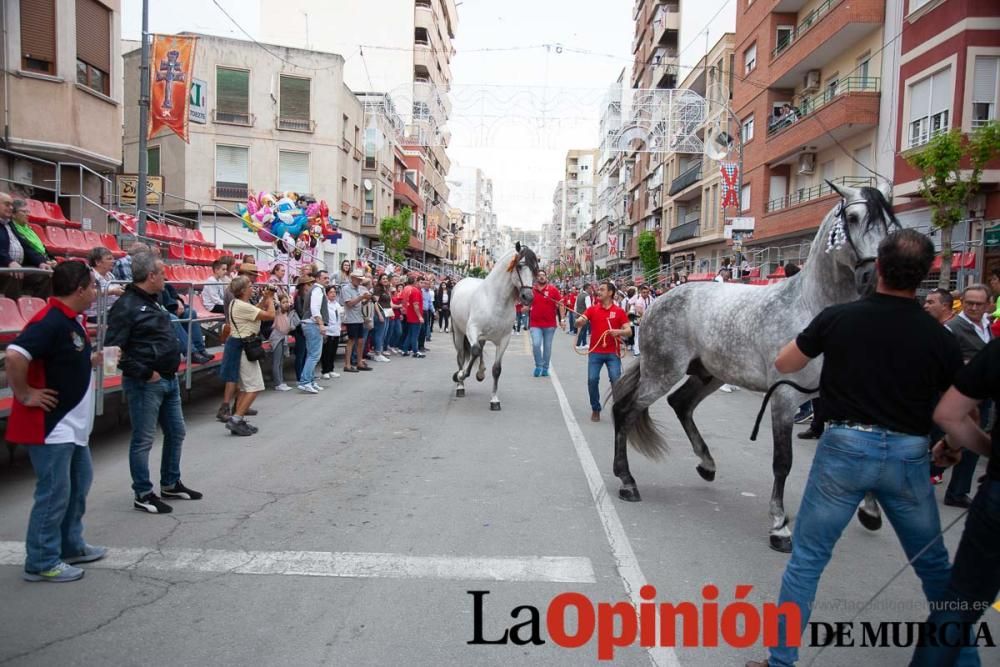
[476,371,486,382]
[618,486,642,502]
[769,535,793,553]
[452,372,461,383]
[455,388,465,398]
[696,465,716,482]
[857,507,883,531]
[490,402,501,411]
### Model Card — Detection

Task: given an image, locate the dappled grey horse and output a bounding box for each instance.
[612,181,897,552]
[450,243,538,410]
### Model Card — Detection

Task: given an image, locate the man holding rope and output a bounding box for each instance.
[576,281,630,423]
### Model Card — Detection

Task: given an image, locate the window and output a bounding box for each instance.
[147,146,160,177]
[908,0,932,13]
[278,151,309,193]
[216,67,251,124]
[826,73,839,100]
[363,187,375,226]
[21,0,56,74]
[856,52,871,81]
[740,183,751,212]
[908,68,953,147]
[342,114,349,142]
[364,127,377,169]
[853,145,871,177]
[776,26,794,54]
[215,145,249,200]
[340,177,347,204]
[278,75,311,131]
[741,114,755,143]
[972,56,999,128]
[76,0,111,94]
[744,43,757,74]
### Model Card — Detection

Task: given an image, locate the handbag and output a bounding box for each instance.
[229,301,266,362]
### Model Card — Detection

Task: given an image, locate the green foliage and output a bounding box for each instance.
[595,267,610,280]
[637,231,660,277]
[468,266,487,278]
[379,207,413,265]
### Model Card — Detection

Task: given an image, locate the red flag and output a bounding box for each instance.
[148,35,197,142]
[720,162,740,208]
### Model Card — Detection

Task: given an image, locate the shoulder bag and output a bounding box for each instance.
[229,300,266,362]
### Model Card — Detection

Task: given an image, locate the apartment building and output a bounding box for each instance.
[1,0,122,225]
[661,34,736,275]
[562,148,599,258]
[122,34,364,265]
[733,0,885,269]
[447,166,498,268]
[891,0,1000,278]
[594,71,628,273]
[258,0,458,242]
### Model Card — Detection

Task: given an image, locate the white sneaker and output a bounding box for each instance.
[329,371,341,378]
[321,373,332,379]
[298,384,318,394]
[311,382,325,391]
[274,383,292,392]
[375,355,390,363]
[719,384,734,393]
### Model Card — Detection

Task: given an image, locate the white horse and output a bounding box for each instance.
[449,243,539,410]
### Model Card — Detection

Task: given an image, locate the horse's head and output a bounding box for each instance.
[822,180,899,296]
[509,241,538,306]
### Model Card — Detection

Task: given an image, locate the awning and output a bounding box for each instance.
[930,251,976,272]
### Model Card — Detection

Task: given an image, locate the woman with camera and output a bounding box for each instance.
[219,276,275,436]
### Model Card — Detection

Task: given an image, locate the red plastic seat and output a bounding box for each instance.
[167,245,184,261]
[43,226,71,255]
[101,234,126,258]
[43,202,68,224]
[145,222,164,240]
[0,296,26,334]
[164,225,183,242]
[82,231,104,254]
[28,223,50,248]
[18,296,47,323]
[191,229,210,246]
[64,229,89,256]
[26,200,53,225]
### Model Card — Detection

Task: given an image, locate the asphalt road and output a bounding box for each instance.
[0,328,995,666]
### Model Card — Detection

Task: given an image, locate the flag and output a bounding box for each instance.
[149,35,197,142]
[609,236,618,257]
[720,162,740,208]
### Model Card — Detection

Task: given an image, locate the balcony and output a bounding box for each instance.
[766,176,875,213]
[768,0,883,89]
[214,182,248,201]
[277,117,315,132]
[651,5,680,44]
[668,164,701,195]
[394,175,421,208]
[213,109,254,126]
[666,219,699,244]
[769,77,879,138]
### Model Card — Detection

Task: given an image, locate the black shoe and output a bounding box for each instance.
[244,408,258,416]
[792,410,814,424]
[944,495,973,508]
[227,419,255,436]
[134,493,173,514]
[161,480,203,500]
[216,403,232,423]
[191,351,214,364]
[797,429,822,440]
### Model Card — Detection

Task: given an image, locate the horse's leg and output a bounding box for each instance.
[666,362,723,482]
[489,336,511,411]
[768,394,797,553]
[857,492,883,531]
[475,337,487,382]
[452,328,468,397]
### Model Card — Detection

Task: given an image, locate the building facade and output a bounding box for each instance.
[447,166,498,269]
[595,71,628,274]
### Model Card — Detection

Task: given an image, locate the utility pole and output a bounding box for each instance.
[136,0,150,238]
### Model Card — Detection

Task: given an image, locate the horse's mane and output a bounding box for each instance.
[519,246,539,276]
[857,186,900,231]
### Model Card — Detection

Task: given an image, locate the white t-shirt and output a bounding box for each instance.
[326,299,343,336]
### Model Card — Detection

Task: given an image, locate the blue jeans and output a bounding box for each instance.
[170,306,206,355]
[530,327,556,371]
[123,376,185,498]
[403,321,421,354]
[300,322,323,385]
[911,478,998,667]
[423,309,434,341]
[588,353,622,412]
[514,312,527,332]
[769,427,973,667]
[25,444,93,573]
[372,316,389,354]
[388,318,403,348]
[945,400,990,501]
[576,322,590,347]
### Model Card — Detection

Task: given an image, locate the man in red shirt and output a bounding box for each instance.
[576,281,631,422]
[529,270,564,377]
[563,288,579,335]
[400,275,425,358]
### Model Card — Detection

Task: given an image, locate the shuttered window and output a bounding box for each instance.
[278,151,309,193]
[972,56,999,128]
[215,145,249,200]
[216,67,250,124]
[76,0,110,73]
[908,68,952,147]
[147,146,160,177]
[21,0,56,74]
[279,76,310,121]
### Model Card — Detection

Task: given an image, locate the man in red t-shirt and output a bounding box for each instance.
[576,281,631,422]
[563,289,578,335]
[529,270,564,377]
[400,275,425,358]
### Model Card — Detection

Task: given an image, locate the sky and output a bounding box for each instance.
[122,0,735,231]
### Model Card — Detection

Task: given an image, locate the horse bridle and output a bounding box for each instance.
[830,197,878,270]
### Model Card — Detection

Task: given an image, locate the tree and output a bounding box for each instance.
[468,266,487,278]
[379,207,413,265]
[637,230,660,281]
[905,123,1000,288]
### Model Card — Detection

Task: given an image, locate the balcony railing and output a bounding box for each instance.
[213,110,254,126]
[771,0,843,60]
[277,117,315,132]
[765,176,875,213]
[668,164,701,195]
[767,77,880,137]
[214,182,248,201]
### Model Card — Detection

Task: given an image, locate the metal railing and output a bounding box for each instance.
[767,77,880,137]
[765,176,875,213]
[771,0,843,60]
[668,164,702,195]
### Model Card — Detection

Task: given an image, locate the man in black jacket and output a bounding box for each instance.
[105,253,201,514]
[0,193,53,298]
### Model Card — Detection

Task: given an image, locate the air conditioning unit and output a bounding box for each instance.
[802,70,821,93]
[798,152,816,175]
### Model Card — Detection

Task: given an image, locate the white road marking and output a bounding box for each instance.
[549,367,682,667]
[0,541,595,583]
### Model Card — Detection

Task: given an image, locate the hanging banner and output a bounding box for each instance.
[720,162,740,208]
[148,35,197,142]
[609,236,619,257]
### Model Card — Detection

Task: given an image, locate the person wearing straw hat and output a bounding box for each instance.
[293,272,328,392]
[340,268,373,372]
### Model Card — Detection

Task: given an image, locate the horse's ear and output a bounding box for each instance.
[826,179,851,200]
[515,241,522,253]
[506,256,518,273]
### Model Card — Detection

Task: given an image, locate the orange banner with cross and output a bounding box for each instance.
[148,35,197,142]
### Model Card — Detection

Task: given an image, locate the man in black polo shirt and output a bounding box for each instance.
[910,340,998,666]
[746,229,976,667]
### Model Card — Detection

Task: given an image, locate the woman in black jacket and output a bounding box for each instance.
[434,278,453,333]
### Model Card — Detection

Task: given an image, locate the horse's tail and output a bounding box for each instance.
[611,361,668,460]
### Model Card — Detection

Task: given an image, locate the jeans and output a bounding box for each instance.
[293,327,306,381]
[270,337,287,386]
[530,327,556,371]
[299,322,323,385]
[372,316,389,354]
[514,312,527,332]
[424,309,434,341]
[123,376,185,498]
[588,353,622,412]
[576,322,589,347]
[945,400,990,500]
[171,306,206,355]
[403,321,421,354]
[25,444,93,573]
[768,427,971,667]
[911,478,999,667]
[568,315,577,334]
[389,318,403,349]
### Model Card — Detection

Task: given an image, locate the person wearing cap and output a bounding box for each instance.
[293,271,329,392]
[340,268,373,372]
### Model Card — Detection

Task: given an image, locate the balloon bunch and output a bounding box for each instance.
[237,191,341,250]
